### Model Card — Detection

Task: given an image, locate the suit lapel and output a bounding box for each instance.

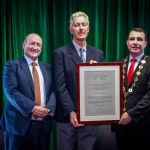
[68,43,82,63]
[86,45,95,62]
[20,57,34,92]
[129,55,146,86]
[68,43,95,63]
[124,57,129,88]
[20,59,49,103]
[39,62,49,102]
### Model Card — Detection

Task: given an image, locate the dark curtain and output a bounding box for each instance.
[0,0,150,149]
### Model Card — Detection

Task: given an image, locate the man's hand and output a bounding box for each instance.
[90,60,98,64]
[70,111,84,127]
[32,105,49,118]
[118,112,132,125]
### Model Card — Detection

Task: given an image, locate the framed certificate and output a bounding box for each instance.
[76,62,123,124]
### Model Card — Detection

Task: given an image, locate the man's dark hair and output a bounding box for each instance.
[128,28,147,41]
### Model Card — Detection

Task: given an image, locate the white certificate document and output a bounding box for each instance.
[84,70,115,116]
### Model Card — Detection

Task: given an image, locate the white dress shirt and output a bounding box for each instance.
[24,55,46,120]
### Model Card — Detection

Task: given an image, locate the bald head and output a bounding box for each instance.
[24,33,42,44]
[23,33,42,61]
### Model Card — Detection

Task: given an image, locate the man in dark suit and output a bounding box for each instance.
[1,33,56,150]
[111,28,150,150]
[52,11,105,150]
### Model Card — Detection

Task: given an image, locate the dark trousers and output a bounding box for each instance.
[57,122,98,150]
[4,121,50,150]
[116,126,150,150]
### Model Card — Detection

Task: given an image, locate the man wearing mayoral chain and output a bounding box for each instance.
[111,28,150,150]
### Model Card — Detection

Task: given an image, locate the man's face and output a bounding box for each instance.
[23,34,42,61]
[126,31,148,57]
[69,16,89,42]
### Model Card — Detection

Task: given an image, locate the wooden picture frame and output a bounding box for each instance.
[76,62,123,124]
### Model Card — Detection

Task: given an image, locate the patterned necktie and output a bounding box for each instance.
[79,48,85,62]
[32,62,41,106]
[127,58,136,85]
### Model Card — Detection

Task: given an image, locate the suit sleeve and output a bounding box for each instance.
[3,61,35,117]
[53,50,76,115]
[128,75,150,122]
[45,75,56,114]
[99,50,105,62]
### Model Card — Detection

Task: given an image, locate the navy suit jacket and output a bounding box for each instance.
[1,56,56,136]
[53,42,105,123]
[111,55,150,134]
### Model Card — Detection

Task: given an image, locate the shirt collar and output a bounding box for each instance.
[129,53,144,62]
[24,54,39,66]
[72,40,87,52]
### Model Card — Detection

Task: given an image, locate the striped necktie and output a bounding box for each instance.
[79,48,85,62]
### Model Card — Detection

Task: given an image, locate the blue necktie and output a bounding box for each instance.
[79,48,85,62]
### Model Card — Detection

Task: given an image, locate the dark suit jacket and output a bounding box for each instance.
[52,42,105,123]
[111,55,150,134]
[0,56,56,136]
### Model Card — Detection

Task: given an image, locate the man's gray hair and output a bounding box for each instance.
[69,11,89,28]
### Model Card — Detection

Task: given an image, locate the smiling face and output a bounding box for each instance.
[126,31,148,57]
[23,34,42,61]
[69,16,89,43]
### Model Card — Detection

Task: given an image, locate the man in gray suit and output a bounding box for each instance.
[53,11,105,150]
[1,33,56,150]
